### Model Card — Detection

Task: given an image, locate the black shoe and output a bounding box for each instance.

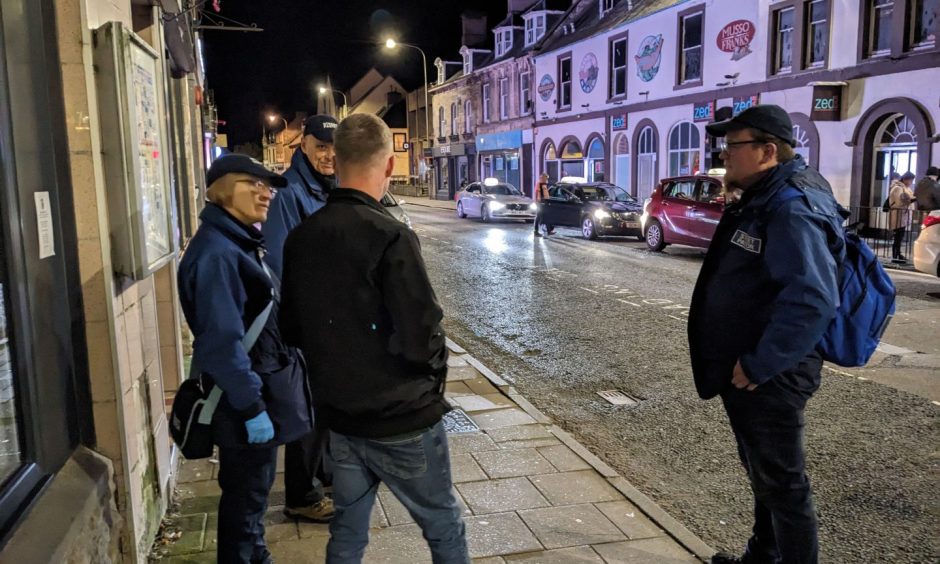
[711,554,745,564]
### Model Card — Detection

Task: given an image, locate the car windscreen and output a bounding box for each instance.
[575,186,635,202]
[483,184,520,196]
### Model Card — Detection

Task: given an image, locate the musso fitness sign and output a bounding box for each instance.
[716,19,755,61]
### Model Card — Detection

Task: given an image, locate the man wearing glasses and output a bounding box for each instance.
[689,105,845,564]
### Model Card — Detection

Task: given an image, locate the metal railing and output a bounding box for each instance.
[845,206,927,266]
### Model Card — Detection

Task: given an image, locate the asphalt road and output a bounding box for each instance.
[405,204,940,563]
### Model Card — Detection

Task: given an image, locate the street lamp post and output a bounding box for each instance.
[385,38,430,183]
[318,87,348,118]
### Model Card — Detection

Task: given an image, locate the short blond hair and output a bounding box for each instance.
[334,113,393,169]
[206,174,236,206]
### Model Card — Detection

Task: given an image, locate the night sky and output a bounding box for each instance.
[203,0,507,147]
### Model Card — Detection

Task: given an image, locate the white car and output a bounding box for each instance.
[456,178,536,223]
[913,210,940,276]
[381,192,412,229]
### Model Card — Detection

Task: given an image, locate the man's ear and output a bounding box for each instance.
[385,153,395,178]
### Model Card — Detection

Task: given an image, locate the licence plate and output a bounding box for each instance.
[622,221,639,228]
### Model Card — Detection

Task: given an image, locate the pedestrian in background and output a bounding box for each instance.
[533,172,554,237]
[279,113,470,564]
[261,114,339,524]
[689,105,844,564]
[914,166,940,211]
[178,155,314,564]
[888,171,916,262]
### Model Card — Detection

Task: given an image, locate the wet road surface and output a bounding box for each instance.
[406,203,940,563]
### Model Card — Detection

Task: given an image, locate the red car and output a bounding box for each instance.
[641,175,725,252]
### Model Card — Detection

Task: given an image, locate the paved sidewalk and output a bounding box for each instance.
[154,340,712,563]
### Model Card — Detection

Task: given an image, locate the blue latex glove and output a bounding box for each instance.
[245,411,274,444]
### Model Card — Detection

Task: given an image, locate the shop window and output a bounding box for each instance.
[560,140,584,178]
[587,138,606,182]
[482,83,491,122]
[805,0,830,67]
[613,134,630,190]
[543,141,559,183]
[558,55,572,109]
[678,9,704,85]
[668,122,701,176]
[773,6,796,73]
[609,34,628,98]
[0,275,21,486]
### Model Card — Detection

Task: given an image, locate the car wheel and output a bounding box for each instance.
[481,203,491,223]
[645,219,667,251]
[456,201,467,218]
[582,216,598,240]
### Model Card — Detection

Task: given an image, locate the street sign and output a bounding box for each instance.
[693,100,715,122]
[611,113,628,131]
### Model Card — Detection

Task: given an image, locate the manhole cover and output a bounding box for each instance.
[596,390,638,406]
[443,408,480,434]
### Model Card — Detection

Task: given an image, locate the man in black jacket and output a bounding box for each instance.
[279,113,469,564]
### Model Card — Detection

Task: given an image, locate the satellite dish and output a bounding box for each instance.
[163,7,195,78]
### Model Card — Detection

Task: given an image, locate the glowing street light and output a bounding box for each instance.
[318,86,348,118]
[384,37,430,157]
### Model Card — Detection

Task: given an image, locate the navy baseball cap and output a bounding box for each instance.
[206,154,287,188]
[303,114,338,142]
[706,104,796,146]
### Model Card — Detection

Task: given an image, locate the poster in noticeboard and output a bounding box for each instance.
[131,43,172,268]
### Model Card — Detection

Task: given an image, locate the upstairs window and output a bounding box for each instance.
[679,11,704,84]
[495,30,513,57]
[525,14,547,45]
[520,71,531,115]
[805,0,830,67]
[910,0,938,48]
[464,99,472,132]
[773,6,796,73]
[451,103,458,136]
[499,77,510,119]
[869,0,895,56]
[600,0,615,16]
[463,53,472,75]
[482,83,491,122]
[609,36,628,97]
[438,107,445,138]
[558,55,572,109]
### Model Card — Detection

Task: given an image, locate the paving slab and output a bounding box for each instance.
[446,381,474,396]
[595,501,665,540]
[464,512,544,558]
[448,365,481,381]
[591,538,699,563]
[465,376,501,396]
[472,409,538,430]
[448,432,500,455]
[497,438,563,450]
[177,459,215,484]
[457,477,550,514]
[518,504,625,549]
[205,508,299,547]
[162,513,207,556]
[473,558,506,564]
[363,523,433,563]
[504,546,605,563]
[473,448,556,479]
[537,445,592,472]
[268,537,328,562]
[448,355,470,367]
[177,479,222,500]
[487,424,554,443]
[452,394,513,412]
[452,453,490,483]
[159,551,216,564]
[530,471,623,506]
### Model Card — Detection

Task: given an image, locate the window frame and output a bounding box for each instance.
[438,106,446,139]
[482,83,491,123]
[464,99,472,133]
[499,76,510,120]
[519,71,531,115]
[857,0,939,60]
[557,52,573,111]
[674,4,705,90]
[450,102,458,136]
[766,0,834,77]
[667,121,702,177]
[600,0,615,17]
[608,30,629,101]
[908,0,938,49]
[804,0,831,68]
[773,6,797,74]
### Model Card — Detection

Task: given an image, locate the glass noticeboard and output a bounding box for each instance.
[94,22,176,280]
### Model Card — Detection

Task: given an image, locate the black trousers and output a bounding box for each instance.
[284,424,330,507]
[218,446,277,564]
[721,387,818,564]
[892,227,906,258]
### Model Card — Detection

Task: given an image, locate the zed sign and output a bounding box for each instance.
[611,113,627,131]
[732,94,760,116]
[811,84,843,121]
[693,100,715,122]
[717,19,755,61]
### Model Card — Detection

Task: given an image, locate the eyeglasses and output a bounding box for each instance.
[717,138,767,152]
[237,179,277,197]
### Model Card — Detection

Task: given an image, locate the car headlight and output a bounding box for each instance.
[489,201,506,210]
[529,202,538,211]
[594,209,611,220]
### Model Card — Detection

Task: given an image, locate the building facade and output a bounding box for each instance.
[429,63,479,200]
[0,0,208,561]
[530,0,938,209]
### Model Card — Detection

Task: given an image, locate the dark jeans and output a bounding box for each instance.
[326,421,469,564]
[533,210,552,235]
[892,227,906,258]
[721,388,818,564]
[218,446,278,564]
[284,425,329,508]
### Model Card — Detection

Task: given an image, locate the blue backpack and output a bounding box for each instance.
[772,188,896,367]
[817,229,896,366]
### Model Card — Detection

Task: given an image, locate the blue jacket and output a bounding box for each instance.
[688,156,845,400]
[261,148,330,277]
[178,203,312,446]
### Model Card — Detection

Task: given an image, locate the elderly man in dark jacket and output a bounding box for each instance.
[280,113,469,564]
[689,106,845,564]
[261,114,339,523]
[914,166,940,211]
[178,154,313,564]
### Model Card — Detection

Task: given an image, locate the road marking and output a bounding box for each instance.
[668,315,686,322]
[876,342,916,356]
[643,299,673,305]
[824,366,856,378]
[617,299,641,307]
[580,287,599,294]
